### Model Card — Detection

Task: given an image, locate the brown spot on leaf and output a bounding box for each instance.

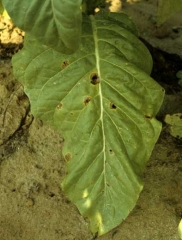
[84,96,92,106]
[145,115,152,120]
[61,60,70,69]
[90,72,100,85]
[65,153,72,162]
[109,149,114,155]
[56,103,62,109]
[110,103,117,109]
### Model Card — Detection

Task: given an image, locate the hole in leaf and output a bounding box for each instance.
[56,103,62,109]
[145,115,152,120]
[65,153,72,162]
[90,72,100,85]
[110,103,117,109]
[84,96,92,106]
[61,60,69,69]
[109,149,114,155]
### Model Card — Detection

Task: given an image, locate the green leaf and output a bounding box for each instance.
[12,12,164,235]
[176,70,182,79]
[157,0,182,26]
[2,0,82,54]
[0,0,4,14]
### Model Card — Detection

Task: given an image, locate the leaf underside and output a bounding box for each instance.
[2,0,82,54]
[12,12,164,235]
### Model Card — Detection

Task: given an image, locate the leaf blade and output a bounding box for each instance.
[0,0,4,14]
[12,12,164,235]
[2,0,82,53]
[157,0,182,26]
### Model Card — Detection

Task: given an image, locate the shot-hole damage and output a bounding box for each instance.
[90,72,100,85]
[56,103,62,109]
[65,153,72,162]
[61,60,70,69]
[145,115,152,120]
[109,149,114,155]
[110,103,117,109]
[84,96,92,106]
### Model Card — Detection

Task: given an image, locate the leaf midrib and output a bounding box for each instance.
[90,15,107,188]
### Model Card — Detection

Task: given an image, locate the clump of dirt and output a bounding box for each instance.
[0,15,24,58]
[0,60,30,147]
